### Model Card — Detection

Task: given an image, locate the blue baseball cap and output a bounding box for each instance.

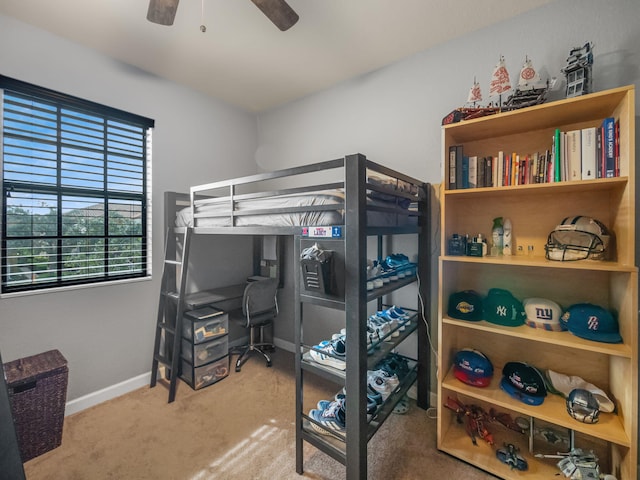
[560,303,622,344]
[453,349,493,387]
[500,362,547,406]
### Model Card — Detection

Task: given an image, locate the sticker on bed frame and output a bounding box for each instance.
[302,226,342,238]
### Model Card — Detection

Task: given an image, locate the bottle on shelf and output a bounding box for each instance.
[491,217,504,256]
[503,218,512,256]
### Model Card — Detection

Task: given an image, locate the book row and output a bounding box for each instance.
[448,117,620,189]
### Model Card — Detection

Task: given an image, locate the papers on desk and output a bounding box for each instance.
[185,306,225,320]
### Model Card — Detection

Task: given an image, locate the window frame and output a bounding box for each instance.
[0,75,154,294]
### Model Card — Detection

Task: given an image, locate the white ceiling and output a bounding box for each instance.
[0,0,555,112]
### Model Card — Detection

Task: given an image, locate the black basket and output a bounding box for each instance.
[4,350,68,462]
[301,253,334,294]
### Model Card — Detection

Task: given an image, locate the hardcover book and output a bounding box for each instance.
[602,117,616,178]
[461,156,469,189]
[566,129,582,181]
[468,155,478,188]
[581,126,597,180]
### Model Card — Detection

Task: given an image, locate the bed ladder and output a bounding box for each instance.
[150,227,193,403]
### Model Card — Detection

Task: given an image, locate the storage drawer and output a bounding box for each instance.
[181,355,229,390]
[182,309,228,344]
[181,335,228,367]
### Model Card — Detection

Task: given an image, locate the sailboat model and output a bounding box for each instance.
[442,77,499,125]
[503,56,549,110]
[467,77,482,106]
[489,55,512,107]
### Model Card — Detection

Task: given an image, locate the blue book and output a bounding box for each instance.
[602,117,616,178]
[461,156,469,189]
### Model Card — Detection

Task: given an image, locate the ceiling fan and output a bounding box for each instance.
[147,0,299,31]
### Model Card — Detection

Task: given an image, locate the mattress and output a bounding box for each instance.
[176,191,344,228]
[175,189,415,228]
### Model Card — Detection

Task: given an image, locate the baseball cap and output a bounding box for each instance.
[453,349,493,387]
[484,289,526,327]
[500,361,547,406]
[447,290,483,321]
[545,369,615,412]
[523,298,564,331]
[560,303,622,343]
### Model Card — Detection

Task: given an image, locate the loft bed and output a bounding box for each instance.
[161,153,430,480]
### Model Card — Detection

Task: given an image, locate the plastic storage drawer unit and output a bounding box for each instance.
[181,335,228,367]
[3,349,68,462]
[182,307,228,344]
[181,355,229,390]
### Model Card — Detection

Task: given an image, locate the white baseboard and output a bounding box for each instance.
[273,337,294,352]
[65,372,151,416]
[64,337,269,416]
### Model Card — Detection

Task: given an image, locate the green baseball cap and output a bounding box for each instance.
[484,288,526,327]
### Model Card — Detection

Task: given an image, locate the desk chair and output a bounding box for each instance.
[231,278,279,372]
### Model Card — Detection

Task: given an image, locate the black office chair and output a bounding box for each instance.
[231,278,279,372]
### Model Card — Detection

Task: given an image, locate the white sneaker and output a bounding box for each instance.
[309,338,346,370]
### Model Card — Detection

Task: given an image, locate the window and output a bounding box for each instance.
[1,76,154,294]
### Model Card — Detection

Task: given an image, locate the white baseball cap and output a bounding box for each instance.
[545,369,615,413]
[523,298,563,331]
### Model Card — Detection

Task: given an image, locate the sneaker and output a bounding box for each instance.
[309,398,346,435]
[370,314,397,338]
[316,395,345,413]
[309,338,346,370]
[317,395,378,421]
[380,262,398,282]
[387,305,411,320]
[368,315,393,340]
[376,354,410,381]
[385,253,409,268]
[370,367,400,389]
[367,371,396,400]
[375,310,402,334]
[382,307,413,330]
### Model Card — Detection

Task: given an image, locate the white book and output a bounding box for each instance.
[497,151,504,187]
[492,154,498,187]
[566,129,582,181]
[581,126,597,180]
[468,156,478,188]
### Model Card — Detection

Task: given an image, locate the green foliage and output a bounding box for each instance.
[5,205,143,286]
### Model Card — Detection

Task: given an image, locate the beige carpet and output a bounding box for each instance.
[23,350,495,480]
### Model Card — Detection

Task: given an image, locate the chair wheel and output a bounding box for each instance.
[267,361,272,368]
[235,366,241,372]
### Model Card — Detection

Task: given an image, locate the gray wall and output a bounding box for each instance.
[257,0,640,387]
[1,0,639,405]
[0,15,259,400]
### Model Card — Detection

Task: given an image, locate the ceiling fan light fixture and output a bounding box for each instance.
[147,0,180,26]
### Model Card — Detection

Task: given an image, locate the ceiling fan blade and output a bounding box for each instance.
[147,0,180,26]
[250,0,299,31]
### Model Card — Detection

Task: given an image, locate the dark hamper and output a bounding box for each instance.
[3,349,68,462]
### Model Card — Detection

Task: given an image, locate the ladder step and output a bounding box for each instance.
[160,291,180,301]
[154,353,172,366]
[165,259,181,265]
[157,324,176,335]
